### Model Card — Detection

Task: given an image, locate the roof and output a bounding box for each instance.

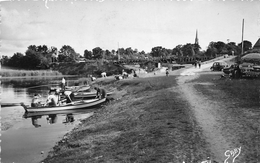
[253,38,260,49]
[241,53,260,63]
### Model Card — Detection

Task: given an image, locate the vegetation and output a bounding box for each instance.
[1,40,252,71]
[0,68,62,77]
[52,61,126,77]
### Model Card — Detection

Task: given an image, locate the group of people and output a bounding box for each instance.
[31,77,106,107]
[194,60,202,68]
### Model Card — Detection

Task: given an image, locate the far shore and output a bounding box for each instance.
[0,75,78,79]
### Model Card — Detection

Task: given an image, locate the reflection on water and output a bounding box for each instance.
[28,113,75,128]
[1,76,96,163]
[23,109,95,128]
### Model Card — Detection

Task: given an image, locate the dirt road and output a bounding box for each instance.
[176,57,259,162]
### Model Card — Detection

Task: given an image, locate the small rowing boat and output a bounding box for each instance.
[65,85,90,92]
[21,98,106,113]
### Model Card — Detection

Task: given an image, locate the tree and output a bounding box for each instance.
[238,40,252,52]
[125,47,134,56]
[214,41,226,54]
[111,49,116,55]
[117,48,125,60]
[8,53,24,68]
[84,49,92,59]
[226,42,238,55]
[24,49,44,69]
[27,45,37,52]
[59,45,80,62]
[151,46,163,57]
[172,45,183,56]
[205,42,218,57]
[193,43,201,54]
[1,55,10,66]
[181,43,194,57]
[92,47,103,59]
[104,50,114,60]
[37,45,48,55]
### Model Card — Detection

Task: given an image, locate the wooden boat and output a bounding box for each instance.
[21,98,106,113]
[65,85,90,92]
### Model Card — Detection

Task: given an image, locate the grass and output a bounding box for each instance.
[192,74,260,163]
[42,76,210,163]
[0,69,62,77]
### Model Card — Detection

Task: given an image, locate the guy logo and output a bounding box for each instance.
[224,147,241,163]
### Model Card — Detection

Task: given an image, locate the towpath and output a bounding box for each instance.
[175,56,259,163]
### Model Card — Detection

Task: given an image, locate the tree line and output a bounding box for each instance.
[1,40,253,70]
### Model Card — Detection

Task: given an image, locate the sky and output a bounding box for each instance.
[1,0,260,57]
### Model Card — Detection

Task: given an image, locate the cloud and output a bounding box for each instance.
[0,40,28,56]
[1,7,48,56]
[1,7,47,41]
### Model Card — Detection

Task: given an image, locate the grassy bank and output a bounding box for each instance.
[192,74,260,162]
[42,76,210,163]
[0,69,62,77]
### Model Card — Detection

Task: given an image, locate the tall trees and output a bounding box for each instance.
[151,46,163,57]
[24,49,43,69]
[238,40,252,52]
[84,49,92,59]
[8,53,25,68]
[92,47,103,59]
[58,45,80,62]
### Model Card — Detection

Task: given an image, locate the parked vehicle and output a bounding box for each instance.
[223,65,235,74]
[210,61,229,71]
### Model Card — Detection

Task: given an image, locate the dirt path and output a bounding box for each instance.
[176,57,239,162]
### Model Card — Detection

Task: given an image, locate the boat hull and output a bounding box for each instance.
[22,98,106,113]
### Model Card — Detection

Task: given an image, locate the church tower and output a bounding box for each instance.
[195,30,199,45]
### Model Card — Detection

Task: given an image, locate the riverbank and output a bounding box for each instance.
[42,75,210,163]
[42,56,259,162]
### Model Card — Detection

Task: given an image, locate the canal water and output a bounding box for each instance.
[1,77,96,163]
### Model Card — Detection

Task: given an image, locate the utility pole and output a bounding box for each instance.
[118,42,120,62]
[240,19,244,63]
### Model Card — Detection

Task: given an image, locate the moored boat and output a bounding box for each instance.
[65,85,90,92]
[21,98,106,113]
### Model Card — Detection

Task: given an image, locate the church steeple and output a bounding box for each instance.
[195,29,199,45]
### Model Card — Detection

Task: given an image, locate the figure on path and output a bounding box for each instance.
[166,69,169,77]
[198,60,201,69]
[61,78,66,90]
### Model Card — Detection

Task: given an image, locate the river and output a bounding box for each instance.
[1,76,95,163]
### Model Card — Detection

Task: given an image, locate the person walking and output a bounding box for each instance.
[61,78,66,90]
[198,60,201,69]
[194,60,197,68]
[166,69,169,77]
